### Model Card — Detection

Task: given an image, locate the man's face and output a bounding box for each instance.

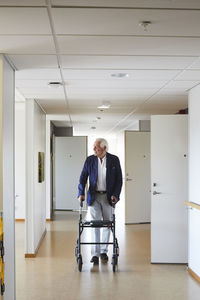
[93,141,106,158]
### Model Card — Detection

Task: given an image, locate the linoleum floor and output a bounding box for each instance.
[16,211,200,300]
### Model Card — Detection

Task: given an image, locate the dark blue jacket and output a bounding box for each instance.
[78,152,122,206]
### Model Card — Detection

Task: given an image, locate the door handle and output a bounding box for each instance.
[126,178,133,181]
[153,191,161,195]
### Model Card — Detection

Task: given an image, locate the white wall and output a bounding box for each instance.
[15,102,25,219]
[1,56,15,300]
[26,100,46,254]
[188,84,200,278]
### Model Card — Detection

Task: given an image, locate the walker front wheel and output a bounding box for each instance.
[78,255,83,272]
[112,256,117,272]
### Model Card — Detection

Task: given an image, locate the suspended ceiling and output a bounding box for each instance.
[1,0,200,135]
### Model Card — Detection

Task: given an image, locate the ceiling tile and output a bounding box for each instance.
[51,0,200,9]
[37,100,69,114]
[189,58,200,69]
[58,36,200,56]
[175,70,200,81]
[66,87,158,95]
[137,95,188,114]
[20,93,65,100]
[15,79,59,88]
[9,55,58,69]
[156,89,187,96]
[16,69,61,80]
[0,8,51,34]
[65,80,167,89]
[53,8,200,36]
[164,80,199,90]
[19,87,65,96]
[62,69,179,80]
[0,0,46,5]
[0,36,55,54]
[61,55,197,70]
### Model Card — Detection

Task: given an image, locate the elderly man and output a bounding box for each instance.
[78,138,122,264]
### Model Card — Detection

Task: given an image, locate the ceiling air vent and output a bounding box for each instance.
[48,81,62,88]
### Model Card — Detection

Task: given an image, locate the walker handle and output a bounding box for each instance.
[111,200,116,209]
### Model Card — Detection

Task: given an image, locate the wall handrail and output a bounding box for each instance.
[184,201,200,211]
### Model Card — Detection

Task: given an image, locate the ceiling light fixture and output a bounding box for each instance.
[139,21,152,31]
[91,126,96,130]
[48,81,62,88]
[111,73,129,78]
[97,101,111,109]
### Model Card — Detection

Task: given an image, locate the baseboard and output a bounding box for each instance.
[25,229,46,258]
[188,267,200,283]
[54,209,73,211]
[25,253,35,258]
[125,222,151,225]
[15,218,51,222]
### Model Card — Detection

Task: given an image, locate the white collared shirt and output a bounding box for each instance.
[96,155,106,191]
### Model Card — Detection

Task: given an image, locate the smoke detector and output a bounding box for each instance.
[139,21,152,31]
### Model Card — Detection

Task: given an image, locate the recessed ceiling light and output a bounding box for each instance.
[91,126,96,129]
[111,73,129,78]
[97,101,111,109]
[48,81,62,88]
[98,104,110,109]
[96,116,101,120]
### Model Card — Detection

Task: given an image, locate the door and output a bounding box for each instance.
[151,115,188,263]
[55,136,87,210]
[125,131,151,223]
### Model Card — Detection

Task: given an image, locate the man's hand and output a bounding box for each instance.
[78,195,85,203]
[111,195,119,204]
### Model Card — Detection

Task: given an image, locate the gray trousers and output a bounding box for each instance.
[89,193,112,257]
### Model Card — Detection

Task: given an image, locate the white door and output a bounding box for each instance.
[55,136,87,210]
[151,115,188,263]
[125,131,151,223]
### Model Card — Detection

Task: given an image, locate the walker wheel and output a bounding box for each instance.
[1,283,5,295]
[112,256,117,272]
[78,255,83,272]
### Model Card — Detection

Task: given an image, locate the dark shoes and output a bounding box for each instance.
[90,254,108,264]
[90,256,99,264]
[100,253,109,262]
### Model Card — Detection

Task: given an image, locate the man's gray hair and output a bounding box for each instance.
[95,138,109,151]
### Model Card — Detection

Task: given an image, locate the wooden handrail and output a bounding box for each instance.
[184,201,200,211]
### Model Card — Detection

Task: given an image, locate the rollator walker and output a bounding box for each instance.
[75,201,119,272]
